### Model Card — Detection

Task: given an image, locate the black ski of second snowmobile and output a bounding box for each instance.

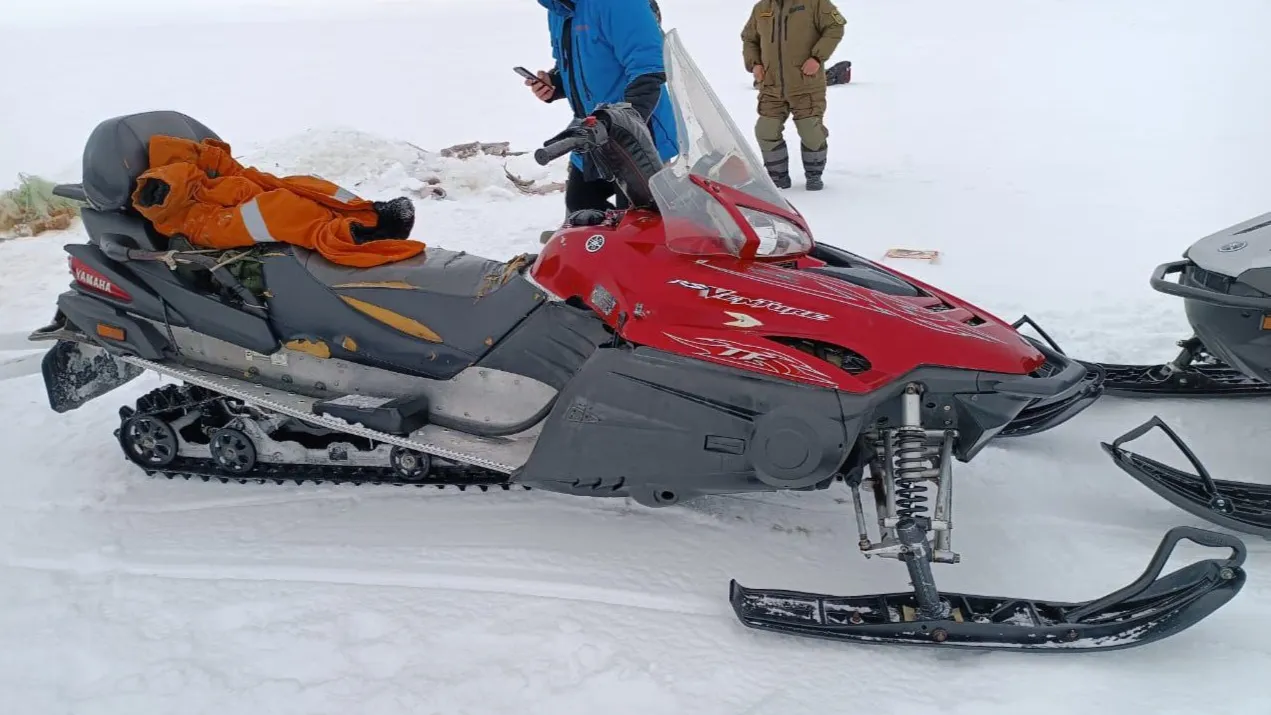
[1012,316,1271,398]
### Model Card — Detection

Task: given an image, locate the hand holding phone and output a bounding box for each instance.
[519,67,556,102]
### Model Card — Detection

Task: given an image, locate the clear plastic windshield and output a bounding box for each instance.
[649,30,806,257]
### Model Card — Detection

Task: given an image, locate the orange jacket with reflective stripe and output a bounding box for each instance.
[129,136,425,267]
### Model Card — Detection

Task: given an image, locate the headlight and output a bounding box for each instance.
[738,207,813,257]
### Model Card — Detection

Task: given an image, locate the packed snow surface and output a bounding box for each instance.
[3,0,1271,713]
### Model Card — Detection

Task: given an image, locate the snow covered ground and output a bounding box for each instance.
[2,0,1271,712]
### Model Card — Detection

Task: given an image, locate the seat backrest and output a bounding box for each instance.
[82,110,221,212]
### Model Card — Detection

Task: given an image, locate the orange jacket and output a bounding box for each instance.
[129,136,425,267]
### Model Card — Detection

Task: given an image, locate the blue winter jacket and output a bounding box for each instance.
[536,0,680,177]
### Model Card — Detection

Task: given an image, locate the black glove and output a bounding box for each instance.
[134,178,170,208]
[350,197,416,244]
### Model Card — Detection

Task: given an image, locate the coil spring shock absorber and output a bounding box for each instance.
[894,423,931,521]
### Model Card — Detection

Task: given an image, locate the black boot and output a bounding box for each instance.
[802,144,827,191]
[762,142,792,189]
[350,197,416,243]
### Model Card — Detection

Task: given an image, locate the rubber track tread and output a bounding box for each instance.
[120,384,523,491]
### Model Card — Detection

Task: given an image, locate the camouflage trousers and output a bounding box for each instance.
[754,91,828,181]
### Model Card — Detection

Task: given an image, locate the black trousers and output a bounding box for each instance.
[564,164,629,215]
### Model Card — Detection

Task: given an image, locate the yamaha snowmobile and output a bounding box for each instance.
[27,31,1245,651]
[1094,211,1271,538]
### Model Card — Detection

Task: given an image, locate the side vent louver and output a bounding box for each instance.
[767,336,872,375]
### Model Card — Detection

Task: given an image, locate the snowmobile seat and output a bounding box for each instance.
[293,245,517,298]
[76,111,220,252]
[81,110,220,214]
[259,245,547,380]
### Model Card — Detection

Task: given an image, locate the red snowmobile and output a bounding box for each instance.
[27,30,1245,651]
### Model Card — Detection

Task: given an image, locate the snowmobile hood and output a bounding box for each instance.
[641,257,1046,391]
[533,219,1047,395]
[1183,210,1271,280]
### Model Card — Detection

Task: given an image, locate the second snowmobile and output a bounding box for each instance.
[26,31,1245,652]
[1087,211,1271,538]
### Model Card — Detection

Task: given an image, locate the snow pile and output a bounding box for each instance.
[237,128,566,206]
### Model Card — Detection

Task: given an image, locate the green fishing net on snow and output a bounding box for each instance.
[0,174,81,238]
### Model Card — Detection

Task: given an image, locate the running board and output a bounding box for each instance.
[119,357,539,474]
[1103,416,1271,538]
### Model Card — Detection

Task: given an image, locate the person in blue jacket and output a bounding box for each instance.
[526,0,679,217]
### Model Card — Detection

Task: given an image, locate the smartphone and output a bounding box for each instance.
[514,66,538,81]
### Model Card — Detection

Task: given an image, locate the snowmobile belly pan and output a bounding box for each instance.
[731,526,1246,652]
[516,344,1087,507]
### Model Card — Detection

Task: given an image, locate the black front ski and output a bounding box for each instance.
[731,521,1246,651]
[1103,416,1271,537]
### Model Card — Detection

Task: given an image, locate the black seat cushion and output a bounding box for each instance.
[82,111,220,212]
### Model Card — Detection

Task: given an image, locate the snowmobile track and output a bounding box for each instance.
[118,381,526,492]
[119,356,539,474]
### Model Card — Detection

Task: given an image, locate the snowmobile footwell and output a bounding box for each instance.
[730,523,1246,651]
[1103,416,1271,537]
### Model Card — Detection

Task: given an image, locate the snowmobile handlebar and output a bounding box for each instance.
[1151,259,1271,310]
[535,136,589,166]
[52,183,88,202]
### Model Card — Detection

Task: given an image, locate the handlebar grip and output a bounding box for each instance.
[535,136,587,166]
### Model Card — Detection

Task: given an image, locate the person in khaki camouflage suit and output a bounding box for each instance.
[742,0,846,190]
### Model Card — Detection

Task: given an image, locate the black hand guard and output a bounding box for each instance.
[589,103,665,210]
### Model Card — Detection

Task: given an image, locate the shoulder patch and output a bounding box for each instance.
[831,11,846,23]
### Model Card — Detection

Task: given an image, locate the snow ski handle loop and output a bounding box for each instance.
[535,136,589,165]
[1151,260,1271,311]
[1063,525,1246,623]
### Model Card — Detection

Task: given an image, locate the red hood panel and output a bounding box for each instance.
[530,219,1044,393]
[623,258,1044,392]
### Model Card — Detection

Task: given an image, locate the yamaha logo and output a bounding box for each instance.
[76,268,114,294]
[585,235,605,253]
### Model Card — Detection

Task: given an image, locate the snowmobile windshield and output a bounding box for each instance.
[649,30,810,259]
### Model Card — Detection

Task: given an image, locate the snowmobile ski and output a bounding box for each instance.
[730,522,1246,651]
[1103,416,1271,538]
[1011,317,1271,398]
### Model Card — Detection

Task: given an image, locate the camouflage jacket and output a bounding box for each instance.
[742,0,846,97]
